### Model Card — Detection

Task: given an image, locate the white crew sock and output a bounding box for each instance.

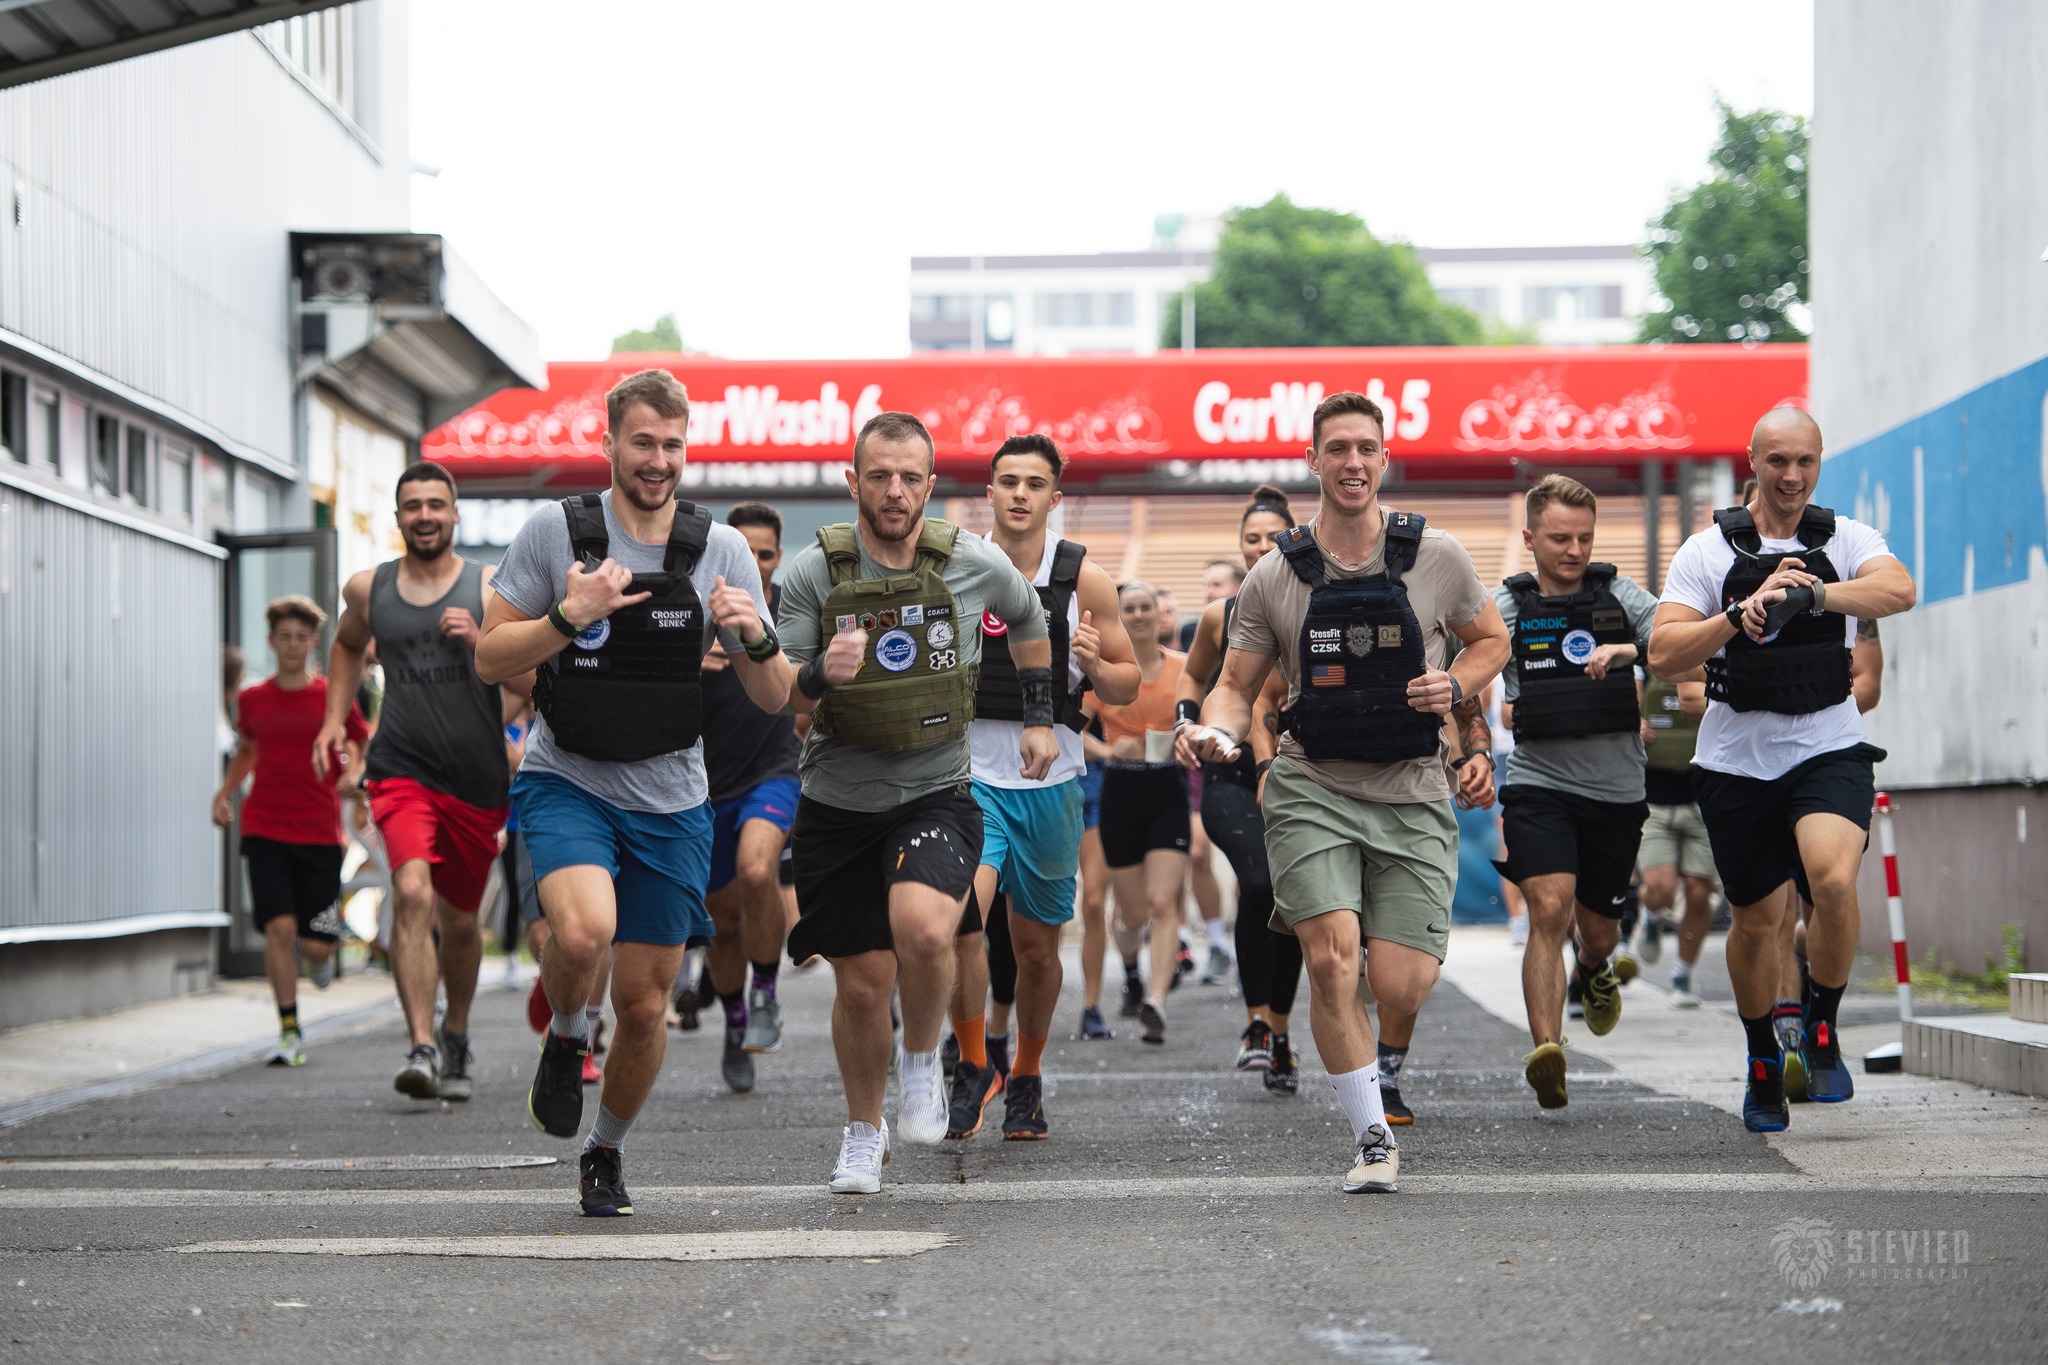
[1330,1064,1388,1143]
[1205,919,1230,954]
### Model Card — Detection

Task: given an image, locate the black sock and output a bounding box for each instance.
[1741,1012,1781,1058]
[279,1003,299,1033]
[1124,961,1142,983]
[719,989,747,1031]
[1809,980,1846,1031]
[1376,1043,1407,1088]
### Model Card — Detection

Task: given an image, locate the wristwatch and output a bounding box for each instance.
[1724,599,1746,631]
[744,620,782,662]
[1447,675,1464,707]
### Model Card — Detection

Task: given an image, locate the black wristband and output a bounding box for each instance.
[745,622,781,662]
[547,602,579,638]
[797,655,833,700]
[1019,667,1058,729]
[1255,759,1273,776]
[1724,599,1745,632]
[1175,698,1201,727]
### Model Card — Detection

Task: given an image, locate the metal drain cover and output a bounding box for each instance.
[274,1155,558,1172]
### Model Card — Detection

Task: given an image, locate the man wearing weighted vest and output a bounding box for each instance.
[1186,391,1510,1195]
[777,412,1057,1194]
[1649,407,1916,1134]
[477,369,791,1216]
[1489,475,1664,1111]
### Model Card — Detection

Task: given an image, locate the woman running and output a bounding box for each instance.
[1176,485,1306,1094]
[1088,582,1191,1046]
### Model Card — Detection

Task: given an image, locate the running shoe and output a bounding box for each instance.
[1077,1005,1114,1041]
[1001,1073,1048,1140]
[830,1120,890,1194]
[1508,916,1529,948]
[1380,1083,1414,1126]
[1118,977,1144,1019]
[527,1031,587,1139]
[394,1044,439,1100]
[1264,1033,1299,1095]
[435,1025,474,1102]
[1669,972,1701,1009]
[1743,1053,1791,1132]
[306,953,336,991]
[1523,1040,1568,1109]
[1579,962,1623,1036]
[1783,1046,1809,1102]
[581,1051,604,1086]
[722,1026,756,1094]
[578,1144,633,1217]
[1800,1019,1855,1103]
[897,1049,948,1145]
[526,978,550,1034]
[1236,1019,1274,1073]
[941,1031,960,1071]
[1776,1011,1810,1102]
[1198,946,1233,986]
[268,1030,306,1068]
[1139,1001,1167,1046]
[743,990,782,1054]
[945,1059,1003,1140]
[987,1033,1011,1085]
[1638,915,1664,965]
[1613,951,1640,985]
[1343,1123,1400,1193]
[673,962,704,1032]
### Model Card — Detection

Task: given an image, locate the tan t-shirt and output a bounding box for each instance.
[1229,512,1488,804]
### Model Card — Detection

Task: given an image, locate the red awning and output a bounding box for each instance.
[423,345,1806,486]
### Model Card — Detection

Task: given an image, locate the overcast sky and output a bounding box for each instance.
[408,0,1813,362]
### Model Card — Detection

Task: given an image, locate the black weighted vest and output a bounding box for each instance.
[533,493,711,763]
[1706,504,1852,715]
[975,538,1090,732]
[1276,514,1442,764]
[1504,565,1640,740]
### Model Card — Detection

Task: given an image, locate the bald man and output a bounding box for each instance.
[1647,408,1915,1134]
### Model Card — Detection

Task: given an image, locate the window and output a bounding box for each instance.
[1524,285,1624,323]
[1032,292,1136,328]
[910,293,975,323]
[1,370,23,462]
[125,426,151,504]
[161,444,193,520]
[91,412,120,492]
[1437,286,1499,319]
[35,390,58,467]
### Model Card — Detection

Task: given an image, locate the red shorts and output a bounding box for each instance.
[365,777,507,912]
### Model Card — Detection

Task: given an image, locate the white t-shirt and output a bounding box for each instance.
[1660,513,1894,780]
[969,531,1087,789]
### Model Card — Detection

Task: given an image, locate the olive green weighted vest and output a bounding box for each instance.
[811,518,978,751]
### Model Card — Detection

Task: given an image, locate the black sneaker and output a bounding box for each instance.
[721,1027,756,1094]
[945,1059,1003,1140]
[1743,1053,1790,1132]
[528,1030,588,1139]
[1119,976,1144,1019]
[434,1022,473,1103]
[1002,1073,1049,1140]
[1139,1001,1166,1045]
[941,1031,960,1071]
[1264,1033,1299,1095]
[578,1145,633,1217]
[1380,1083,1415,1126]
[1236,1019,1274,1072]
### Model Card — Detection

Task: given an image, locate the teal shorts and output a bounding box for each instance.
[970,778,1083,925]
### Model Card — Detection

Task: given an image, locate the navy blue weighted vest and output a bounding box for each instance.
[1504,565,1640,740]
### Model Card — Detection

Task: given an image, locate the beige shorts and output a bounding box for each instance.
[1261,757,1456,962]
[1639,800,1716,881]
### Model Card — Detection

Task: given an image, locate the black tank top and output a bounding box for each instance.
[364,558,508,809]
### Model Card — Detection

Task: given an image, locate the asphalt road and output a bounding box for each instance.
[2,949,2041,1364]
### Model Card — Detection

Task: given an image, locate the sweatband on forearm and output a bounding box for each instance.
[1175,699,1201,727]
[1019,667,1057,729]
[797,656,833,701]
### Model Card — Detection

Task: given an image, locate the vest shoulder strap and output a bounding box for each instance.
[816,523,861,585]
[1384,511,1426,583]
[1502,571,1539,597]
[1713,506,1761,556]
[562,493,609,564]
[664,501,713,575]
[1049,538,1087,590]
[1798,504,1837,549]
[915,518,959,569]
[1275,525,1323,586]
[1584,563,1619,588]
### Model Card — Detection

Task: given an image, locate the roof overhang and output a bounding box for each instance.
[0,0,352,90]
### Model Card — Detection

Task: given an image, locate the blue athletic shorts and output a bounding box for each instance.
[511,769,713,947]
[971,778,1084,925]
[1079,761,1106,832]
[708,776,800,894]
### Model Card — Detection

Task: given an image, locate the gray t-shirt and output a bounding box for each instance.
[779,524,1047,812]
[490,492,768,814]
[1491,574,1659,803]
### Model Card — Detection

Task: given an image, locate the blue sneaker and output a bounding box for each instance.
[1743,1053,1790,1133]
[1801,1019,1855,1102]
[1077,1005,1114,1040]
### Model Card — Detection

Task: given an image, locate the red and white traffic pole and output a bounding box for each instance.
[1865,790,1912,1072]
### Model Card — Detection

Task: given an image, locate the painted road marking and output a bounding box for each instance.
[172,1230,953,1262]
[4,1173,2042,1210]
[0,1156,557,1173]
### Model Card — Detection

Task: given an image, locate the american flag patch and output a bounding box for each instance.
[1310,664,1346,687]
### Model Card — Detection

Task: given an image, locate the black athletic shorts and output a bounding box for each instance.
[1098,764,1192,869]
[241,836,347,941]
[1494,785,1649,918]
[787,785,983,961]
[1695,742,1883,909]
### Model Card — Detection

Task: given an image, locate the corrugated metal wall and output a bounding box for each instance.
[0,480,223,932]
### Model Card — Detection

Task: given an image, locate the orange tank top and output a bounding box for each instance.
[1096,650,1187,748]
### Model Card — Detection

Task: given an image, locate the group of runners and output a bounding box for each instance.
[216,370,1914,1213]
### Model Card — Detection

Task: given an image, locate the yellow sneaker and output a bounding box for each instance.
[1524,1040,1568,1109]
[1580,963,1624,1036]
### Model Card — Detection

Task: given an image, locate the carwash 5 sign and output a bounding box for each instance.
[425,346,1805,478]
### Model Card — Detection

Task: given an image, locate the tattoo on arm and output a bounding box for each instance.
[1856,616,1880,643]
[1453,694,1491,755]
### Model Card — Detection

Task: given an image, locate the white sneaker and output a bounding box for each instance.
[1343,1123,1400,1193]
[829,1119,890,1194]
[1508,916,1529,949]
[896,1048,947,1145]
[1669,981,1702,1010]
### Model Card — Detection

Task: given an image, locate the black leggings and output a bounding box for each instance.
[985,889,1017,1008]
[1202,771,1302,1016]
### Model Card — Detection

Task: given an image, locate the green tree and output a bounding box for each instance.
[611,312,684,352]
[1639,103,1809,343]
[1162,195,1482,349]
